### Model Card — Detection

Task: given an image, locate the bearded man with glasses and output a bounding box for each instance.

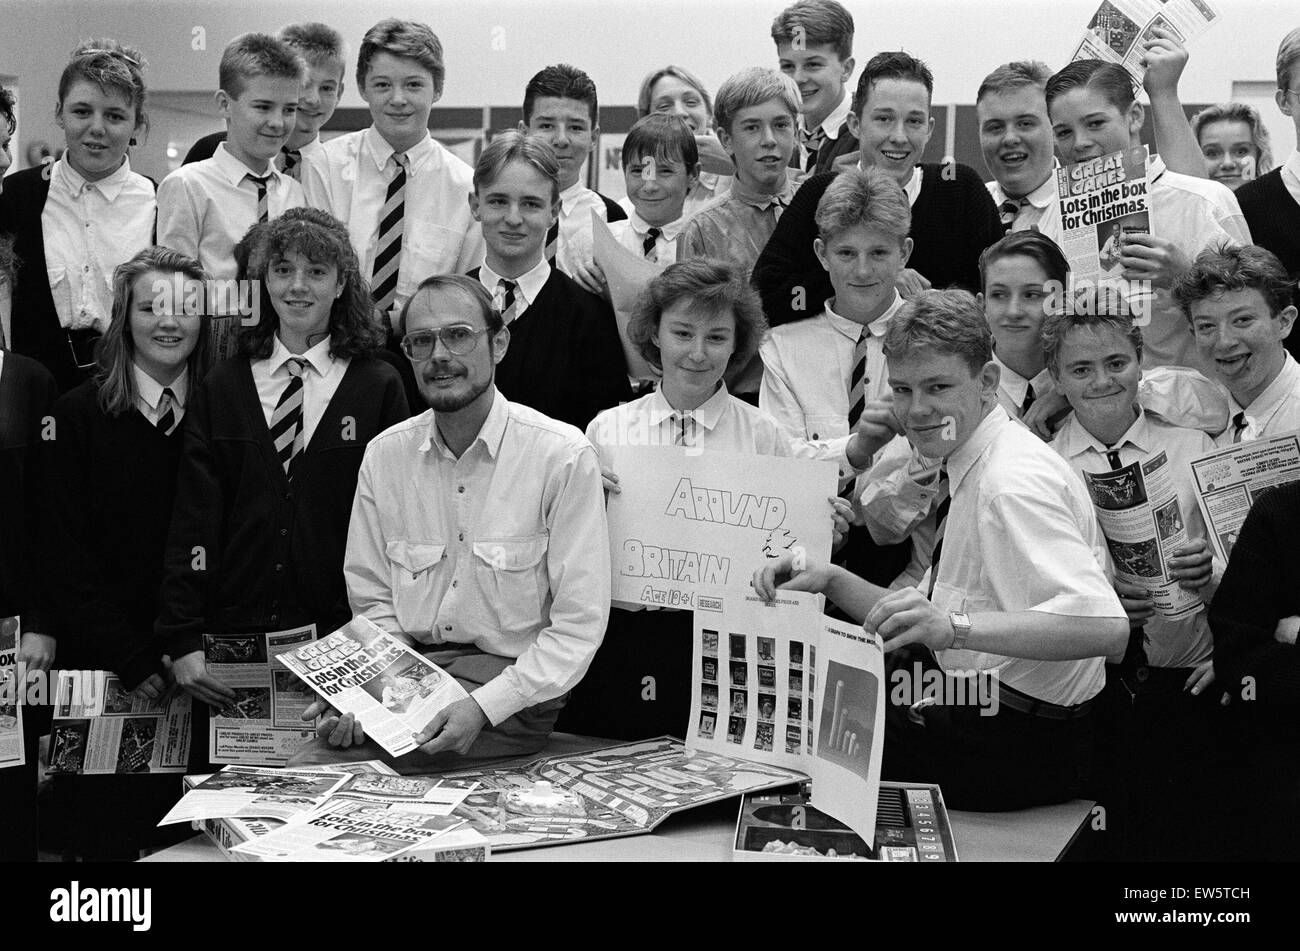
[291,274,611,772]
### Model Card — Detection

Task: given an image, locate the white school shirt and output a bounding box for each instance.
[133,364,188,429]
[759,293,904,486]
[987,170,1058,233]
[929,406,1125,706]
[300,127,485,315]
[250,335,349,449]
[476,257,550,324]
[43,155,155,332]
[1041,156,1249,374]
[343,389,610,725]
[993,353,1055,420]
[1216,351,1300,446]
[553,180,612,281]
[0,275,11,350]
[1052,408,1217,669]
[607,210,688,265]
[157,144,304,285]
[585,382,790,465]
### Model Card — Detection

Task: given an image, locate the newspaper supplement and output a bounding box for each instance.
[1054,146,1151,290]
[1190,430,1300,563]
[0,616,23,770]
[159,765,353,825]
[688,587,886,846]
[46,671,192,775]
[229,798,466,861]
[1072,0,1221,86]
[1083,451,1202,620]
[205,625,319,766]
[277,616,468,758]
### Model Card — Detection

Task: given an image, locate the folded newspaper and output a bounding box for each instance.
[1071,0,1220,86]
[47,670,193,775]
[276,616,467,758]
[229,798,466,861]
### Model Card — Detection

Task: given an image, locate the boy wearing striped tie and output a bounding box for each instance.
[757,289,1128,811]
[771,0,857,177]
[1174,243,1300,446]
[466,131,631,430]
[607,115,700,266]
[157,34,305,289]
[302,19,484,337]
[759,166,911,584]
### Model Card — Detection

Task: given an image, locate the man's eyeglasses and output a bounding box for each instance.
[400,325,489,360]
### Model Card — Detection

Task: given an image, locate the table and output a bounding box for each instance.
[139,734,1095,863]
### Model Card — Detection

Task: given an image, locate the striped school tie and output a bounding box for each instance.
[279,147,302,181]
[998,197,1026,233]
[672,411,697,448]
[371,152,409,326]
[1022,382,1036,416]
[495,279,519,325]
[1106,449,1125,470]
[269,357,309,477]
[642,227,662,262]
[926,470,951,600]
[544,219,560,264]
[1231,411,1248,443]
[245,173,272,223]
[847,327,869,430]
[155,387,180,436]
[801,125,826,172]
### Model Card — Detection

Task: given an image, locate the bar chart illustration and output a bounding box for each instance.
[816,661,879,782]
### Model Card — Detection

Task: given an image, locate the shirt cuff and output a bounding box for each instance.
[470,674,528,728]
[1028,593,1128,619]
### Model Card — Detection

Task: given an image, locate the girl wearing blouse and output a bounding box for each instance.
[0,40,156,392]
[565,259,846,739]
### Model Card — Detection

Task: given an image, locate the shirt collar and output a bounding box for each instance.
[628,209,688,241]
[648,381,731,430]
[823,291,904,340]
[53,152,137,202]
[559,180,594,217]
[1054,403,1150,459]
[728,171,796,209]
[1284,149,1300,182]
[902,166,923,205]
[269,334,333,377]
[946,404,1008,493]
[1227,350,1300,423]
[478,257,551,311]
[806,92,851,139]
[992,353,1052,405]
[989,165,1059,208]
[1146,152,1167,185]
[212,142,287,185]
[132,364,188,410]
[363,126,434,174]
[424,387,509,460]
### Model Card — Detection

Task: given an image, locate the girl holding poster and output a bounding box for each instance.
[560,260,849,739]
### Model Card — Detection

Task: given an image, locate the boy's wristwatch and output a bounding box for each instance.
[948,612,972,650]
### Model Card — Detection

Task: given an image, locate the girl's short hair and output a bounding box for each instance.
[1190,102,1275,176]
[713,67,800,137]
[57,38,148,129]
[1046,59,1136,113]
[240,208,386,361]
[95,247,213,417]
[621,114,699,170]
[637,66,713,121]
[1041,310,1143,377]
[628,259,767,374]
[356,19,444,96]
[978,231,1070,292]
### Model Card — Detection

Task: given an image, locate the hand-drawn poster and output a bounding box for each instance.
[606,445,837,609]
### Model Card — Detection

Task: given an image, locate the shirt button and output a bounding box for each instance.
[451,580,458,588]
[458,532,464,541]
[279,528,288,536]
[444,625,452,632]
[458,485,465,494]
[812,432,820,440]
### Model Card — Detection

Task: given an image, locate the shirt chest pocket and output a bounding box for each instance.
[472,535,548,636]
[386,540,447,634]
[804,414,847,442]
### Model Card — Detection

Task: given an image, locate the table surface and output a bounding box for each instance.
[140,734,1095,863]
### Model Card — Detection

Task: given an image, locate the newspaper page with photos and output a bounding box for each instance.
[1071,0,1220,85]
[0,616,23,770]
[1189,431,1300,563]
[205,624,319,766]
[277,616,468,759]
[160,765,353,825]
[46,670,192,775]
[1054,146,1153,315]
[1082,451,1202,620]
[688,588,886,846]
[230,798,466,861]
